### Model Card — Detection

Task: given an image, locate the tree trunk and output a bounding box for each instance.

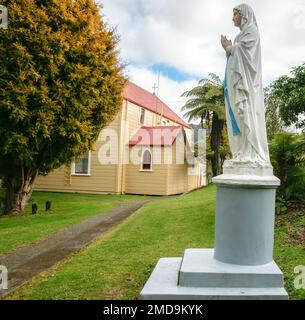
[210,114,224,177]
[4,168,38,215]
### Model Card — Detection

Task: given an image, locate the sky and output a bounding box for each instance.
[98,0,305,122]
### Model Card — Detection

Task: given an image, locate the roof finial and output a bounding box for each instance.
[152,83,158,95]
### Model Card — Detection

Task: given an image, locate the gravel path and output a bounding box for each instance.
[0,199,151,297]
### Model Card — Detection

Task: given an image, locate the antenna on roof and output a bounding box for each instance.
[156,70,160,97]
[152,71,162,125]
[158,71,164,125]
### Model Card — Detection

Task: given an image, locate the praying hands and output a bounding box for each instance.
[221,35,232,51]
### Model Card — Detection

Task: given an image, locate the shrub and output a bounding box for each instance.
[269,133,305,206]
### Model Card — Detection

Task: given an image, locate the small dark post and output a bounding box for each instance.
[32,203,38,214]
[46,201,51,211]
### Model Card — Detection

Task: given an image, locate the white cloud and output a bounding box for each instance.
[99,0,305,121]
[126,65,198,121]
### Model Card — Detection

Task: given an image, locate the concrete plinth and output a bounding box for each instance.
[179,249,284,288]
[140,253,288,300]
[140,162,288,300]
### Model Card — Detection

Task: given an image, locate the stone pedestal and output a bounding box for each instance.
[140,161,288,300]
[213,178,278,265]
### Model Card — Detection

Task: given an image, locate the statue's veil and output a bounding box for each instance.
[234,4,258,32]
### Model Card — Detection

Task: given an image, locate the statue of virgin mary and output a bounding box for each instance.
[221,4,270,164]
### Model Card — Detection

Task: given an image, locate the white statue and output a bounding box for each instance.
[220,4,270,164]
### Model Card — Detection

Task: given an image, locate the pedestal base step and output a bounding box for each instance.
[179,249,284,288]
[140,257,288,300]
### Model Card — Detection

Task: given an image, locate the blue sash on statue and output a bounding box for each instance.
[224,71,241,136]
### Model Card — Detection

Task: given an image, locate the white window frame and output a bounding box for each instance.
[71,151,92,176]
[140,148,153,172]
[139,108,146,125]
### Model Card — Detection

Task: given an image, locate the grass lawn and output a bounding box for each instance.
[0,190,149,255]
[274,205,305,299]
[4,185,305,300]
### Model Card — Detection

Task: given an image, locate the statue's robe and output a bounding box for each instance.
[225,24,270,163]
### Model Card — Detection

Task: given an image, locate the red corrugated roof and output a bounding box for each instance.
[123,81,191,129]
[129,126,183,146]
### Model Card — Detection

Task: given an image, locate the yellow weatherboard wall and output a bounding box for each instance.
[35,98,206,195]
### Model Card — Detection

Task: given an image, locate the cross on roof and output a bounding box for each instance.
[152,83,158,95]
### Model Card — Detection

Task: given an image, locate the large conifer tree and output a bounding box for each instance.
[0,0,125,214]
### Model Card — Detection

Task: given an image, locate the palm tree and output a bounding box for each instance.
[181,73,227,176]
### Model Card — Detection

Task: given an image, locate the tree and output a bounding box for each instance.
[181,74,229,176]
[0,1,125,214]
[269,133,305,203]
[264,84,285,140]
[267,63,305,130]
